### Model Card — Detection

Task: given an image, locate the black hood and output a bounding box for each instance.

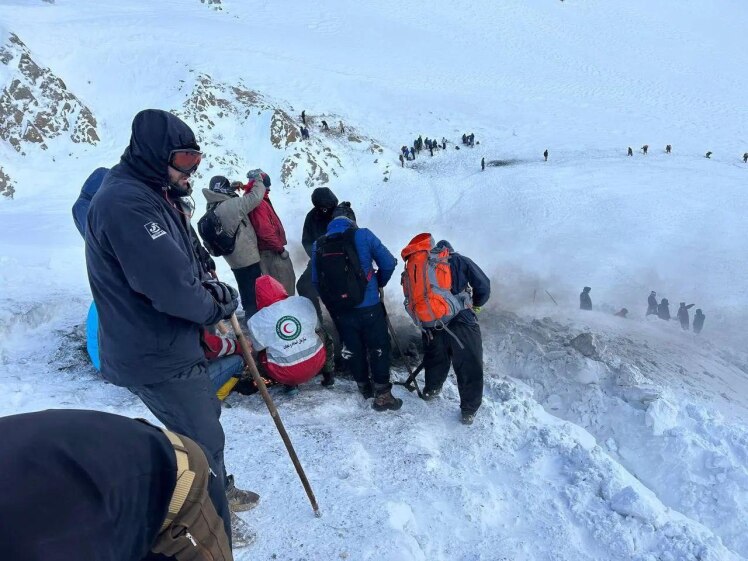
[435,239,454,253]
[120,109,200,190]
[311,187,338,210]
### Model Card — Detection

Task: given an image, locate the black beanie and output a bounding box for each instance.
[331,201,356,222]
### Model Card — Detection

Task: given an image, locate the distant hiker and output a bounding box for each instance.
[657,297,671,320]
[665,144,672,154]
[676,302,695,330]
[339,121,345,133]
[418,135,423,151]
[246,170,296,296]
[402,237,490,425]
[462,133,467,145]
[72,167,109,238]
[429,145,434,157]
[399,154,405,167]
[442,138,447,150]
[543,149,548,162]
[580,286,592,310]
[614,308,628,318]
[647,291,658,315]
[0,409,234,561]
[202,174,266,319]
[410,146,416,160]
[311,202,401,411]
[693,309,705,334]
[642,144,649,155]
[85,110,257,520]
[705,151,712,159]
[627,146,633,157]
[743,152,748,163]
[301,110,306,125]
[301,126,310,140]
[249,275,334,393]
[321,119,329,131]
[469,133,475,147]
[481,157,485,171]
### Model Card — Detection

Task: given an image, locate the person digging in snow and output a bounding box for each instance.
[312,202,401,411]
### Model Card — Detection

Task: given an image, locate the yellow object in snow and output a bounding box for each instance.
[216,377,239,401]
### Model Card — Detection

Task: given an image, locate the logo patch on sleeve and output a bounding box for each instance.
[144,221,167,240]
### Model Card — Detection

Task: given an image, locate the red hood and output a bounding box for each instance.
[255,275,288,310]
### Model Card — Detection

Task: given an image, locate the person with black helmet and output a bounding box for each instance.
[85,110,258,540]
[202,174,266,319]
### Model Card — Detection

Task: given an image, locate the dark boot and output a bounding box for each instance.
[372,384,403,412]
[321,370,335,387]
[225,474,260,512]
[461,411,475,425]
[422,386,442,401]
[230,511,256,548]
[357,381,374,399]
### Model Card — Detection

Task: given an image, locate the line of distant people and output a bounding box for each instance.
[580,286,705,334]
[627,144,746,163]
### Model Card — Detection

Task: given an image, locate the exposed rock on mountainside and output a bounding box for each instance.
[0,166,14,198]
[0,32,99,156]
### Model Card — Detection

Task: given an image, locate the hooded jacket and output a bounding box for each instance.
[72,167,109,239]
[202,181,266,269]
[658,299,671,320]
[85,109,223,387]
[301,187,338,258]
[247,275,325,385]
[433,239,491,325]
[0,409,176,561]
[311,217,398,309]
[247,184,287,253]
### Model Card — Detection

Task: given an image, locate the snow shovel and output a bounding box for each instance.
[380,290,424,398]
[228,313,321,517]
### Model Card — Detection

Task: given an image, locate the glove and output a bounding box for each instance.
[203,280,238,305]
[203,256,217,274]
[230,180,244,191]
[280,249,289,259]
[246,168,265,183]
[472,306,482,315]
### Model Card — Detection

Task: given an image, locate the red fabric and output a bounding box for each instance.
[255,274,288,311]
[201,329,240,359]
[247,192,287,253]
[259,345,327,385]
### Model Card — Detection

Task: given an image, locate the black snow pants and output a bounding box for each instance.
[232,262,262,320]
[296,260,322,320]
[334,303,391,387]
[423,319,484,415]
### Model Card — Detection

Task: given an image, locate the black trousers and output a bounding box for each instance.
[334,304,391,387]
[232,262,262,320]
[422,320,484,414]
[296,260,322,320]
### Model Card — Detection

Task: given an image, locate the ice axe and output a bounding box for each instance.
[380,289,423,398]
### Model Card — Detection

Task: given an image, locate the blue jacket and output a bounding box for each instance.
[86,109,223,387]
[311,217,397,309]
[72,167,109,239]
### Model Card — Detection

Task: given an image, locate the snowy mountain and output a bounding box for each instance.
[1,0,747,559]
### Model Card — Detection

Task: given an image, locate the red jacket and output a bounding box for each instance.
[249,275,325,385]
[201,329,240,360]
[244,182,287,253]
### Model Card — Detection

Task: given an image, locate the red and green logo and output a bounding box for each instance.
[276,315,302,341]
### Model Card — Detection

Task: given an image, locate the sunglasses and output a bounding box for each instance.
[168,149,202,175]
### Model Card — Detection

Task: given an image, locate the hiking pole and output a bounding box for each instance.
[228,313,321,517]
[545,290,558,306]
[380,290,423,398]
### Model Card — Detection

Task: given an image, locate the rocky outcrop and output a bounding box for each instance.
[0,166,14,198]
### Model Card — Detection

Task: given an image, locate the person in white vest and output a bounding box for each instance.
[248,275,334,394]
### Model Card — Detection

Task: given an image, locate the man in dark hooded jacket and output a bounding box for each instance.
[693,309,705,334]
[85,109,257,519]
[658,298,671,320]
[418,240,490,426]
[647,291,658,315]
[580,287,592,310]
[676,302,695,330]
[297,187,338,319]
[0,409,233,560]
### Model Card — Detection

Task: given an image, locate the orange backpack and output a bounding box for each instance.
[401,233,471,330]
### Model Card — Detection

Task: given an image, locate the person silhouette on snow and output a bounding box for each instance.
[544,149,548,162]
[647,291,658,315]
[677,302,695,330]
[743,152,748,164]
[627,147,633,157]
[580,287,592,310]
[657,297,671,320]
[311,203,401,411]
[85,109,257,519]
[481,157,485,171]
[693,309,705,334]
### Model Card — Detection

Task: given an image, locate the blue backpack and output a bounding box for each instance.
[72,167,109,238]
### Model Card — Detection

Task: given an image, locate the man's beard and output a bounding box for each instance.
[168,179,193,197]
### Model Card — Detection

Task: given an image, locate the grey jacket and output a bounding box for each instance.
[202,183,266,269]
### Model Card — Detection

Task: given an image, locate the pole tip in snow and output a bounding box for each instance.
[314,508,322,518]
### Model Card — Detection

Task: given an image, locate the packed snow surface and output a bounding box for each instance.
[1,0,747,559]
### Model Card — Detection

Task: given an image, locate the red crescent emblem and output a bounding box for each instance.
[283,323,294,334]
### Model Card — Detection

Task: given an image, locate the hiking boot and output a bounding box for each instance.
[461,412,475,426]
[321,370,335,387]
[358,382,374,399]
[284,385,299,397]
[225,475,260,512]
[372,388,403,412]
[230,511,256,548]
[422,387,442,401]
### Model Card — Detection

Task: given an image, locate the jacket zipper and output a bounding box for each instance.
[184,531,216,561]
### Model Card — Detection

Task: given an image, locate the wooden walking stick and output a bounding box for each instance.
[228,313,321,517]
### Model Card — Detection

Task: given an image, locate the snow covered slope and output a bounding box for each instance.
[1,0,747,559]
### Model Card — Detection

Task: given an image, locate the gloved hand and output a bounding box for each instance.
[280,249,289,259]
[246,168,266,184]
[203,256,217,274]
[203,280,239,319]
[230,180,244,191]
[472,306,482,315]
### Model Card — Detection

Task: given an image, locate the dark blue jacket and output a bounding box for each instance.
[86,109,223,387]
[435,240,491,325]
[72,167,109,238]
[0,409,175,561]
[311,217,397,308]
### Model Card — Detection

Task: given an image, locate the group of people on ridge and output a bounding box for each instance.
[0,108,491,559]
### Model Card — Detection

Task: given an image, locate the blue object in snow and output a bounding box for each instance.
[86,301,100,371]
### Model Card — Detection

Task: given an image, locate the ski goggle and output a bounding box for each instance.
[168,149,202,175]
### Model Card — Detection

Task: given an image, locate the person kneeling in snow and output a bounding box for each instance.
[248,275,334,394]
[201,329,246,400]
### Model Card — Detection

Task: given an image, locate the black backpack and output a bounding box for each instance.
[315,228,369,312]
[197,205,240,257]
